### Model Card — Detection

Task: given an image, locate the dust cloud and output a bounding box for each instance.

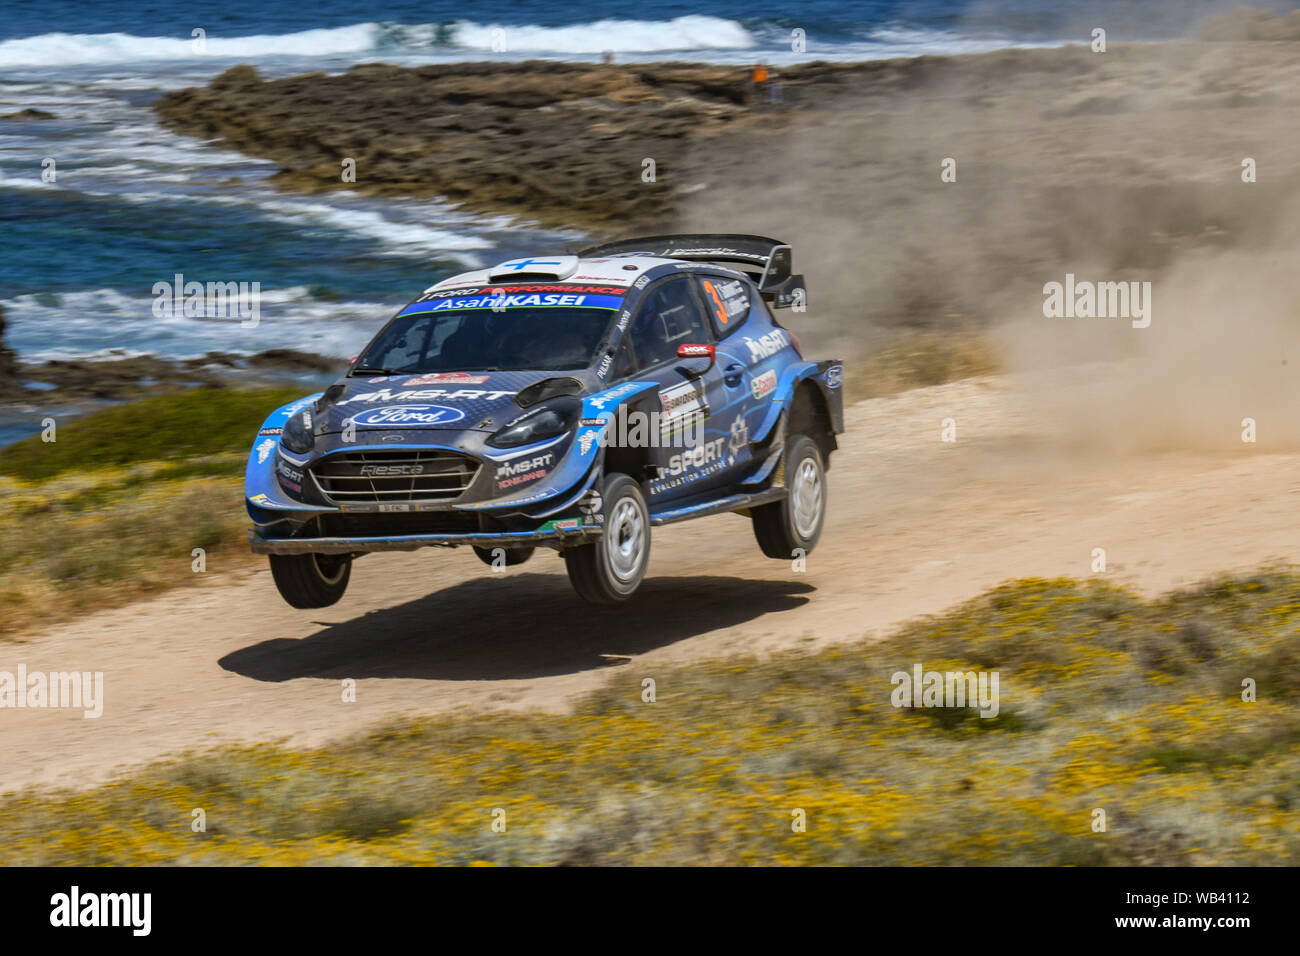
[676,11,1300,451]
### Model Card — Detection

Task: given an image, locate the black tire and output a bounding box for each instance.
[472,545,535,567]
[269,552,352,608]
[752,434,826,559]
[564,474,650,603]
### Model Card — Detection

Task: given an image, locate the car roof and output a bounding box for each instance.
[420,254,746,295]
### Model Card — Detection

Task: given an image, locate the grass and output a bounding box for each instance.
[0,386,304,481]
[848,331,1000,402]
[0,386,305,637]
[2,571,1296,865]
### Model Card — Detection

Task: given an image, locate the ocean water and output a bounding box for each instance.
[0,0,1293,368]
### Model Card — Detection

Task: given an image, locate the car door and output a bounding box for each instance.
[620,275,731,502]
[693,271,766,480]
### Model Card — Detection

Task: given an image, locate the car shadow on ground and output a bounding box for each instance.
[219,573,813,682]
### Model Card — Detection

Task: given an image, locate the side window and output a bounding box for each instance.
[609,337,635,380]
[698,275,752,338]
[628,276,711,370]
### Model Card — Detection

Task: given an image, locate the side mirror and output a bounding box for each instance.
[676,343,716,376]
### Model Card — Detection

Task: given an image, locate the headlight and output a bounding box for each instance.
[282,410,315,454]
[487,402,577,448]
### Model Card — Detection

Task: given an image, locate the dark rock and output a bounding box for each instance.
[0,304,20,398]
[0,347,341,407]
[210,64,263,91]
[244,349,339,373]
[0,108,55,121]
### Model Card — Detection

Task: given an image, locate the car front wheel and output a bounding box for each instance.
[269,552,352,608]
[563,473,650,603]
[752,434,826,559]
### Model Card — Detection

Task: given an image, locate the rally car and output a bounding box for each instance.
[245,234,844,607]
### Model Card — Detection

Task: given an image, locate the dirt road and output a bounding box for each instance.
[6,368,1298,792]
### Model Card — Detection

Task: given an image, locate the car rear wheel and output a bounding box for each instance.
[752,434,826,559]
[564,474,650,603]
[269,553,352,608]
[472,545,535,567]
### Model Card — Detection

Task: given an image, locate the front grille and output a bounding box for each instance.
[311,449,479,504]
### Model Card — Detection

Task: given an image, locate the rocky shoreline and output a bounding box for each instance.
[0,301,338,411]
[153,59,832,233]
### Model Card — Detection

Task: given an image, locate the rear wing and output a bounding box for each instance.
[577,233,806,309]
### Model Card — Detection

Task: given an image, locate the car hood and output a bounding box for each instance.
[317,369,592,435]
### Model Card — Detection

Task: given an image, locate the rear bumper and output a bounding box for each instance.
[249,525,600,555]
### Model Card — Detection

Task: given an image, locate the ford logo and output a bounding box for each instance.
[350,405,465,427]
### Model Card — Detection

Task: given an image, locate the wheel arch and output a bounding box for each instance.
[788,378,838,468]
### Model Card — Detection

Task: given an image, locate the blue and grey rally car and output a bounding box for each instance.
[245,234,844,607]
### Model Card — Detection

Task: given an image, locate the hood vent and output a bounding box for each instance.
[515,376,585,408]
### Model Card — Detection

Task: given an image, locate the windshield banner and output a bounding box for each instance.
[401,283,629,316]
[399,292,625,314]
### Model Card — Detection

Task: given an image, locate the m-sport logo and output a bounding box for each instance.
[350,405,465,427]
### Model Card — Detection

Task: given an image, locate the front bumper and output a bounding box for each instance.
[249,523,601,555]
[246,435,604,555]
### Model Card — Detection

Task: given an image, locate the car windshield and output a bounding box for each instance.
[354,303,618,374]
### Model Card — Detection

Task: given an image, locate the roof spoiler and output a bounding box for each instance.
[577,233,807,309]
